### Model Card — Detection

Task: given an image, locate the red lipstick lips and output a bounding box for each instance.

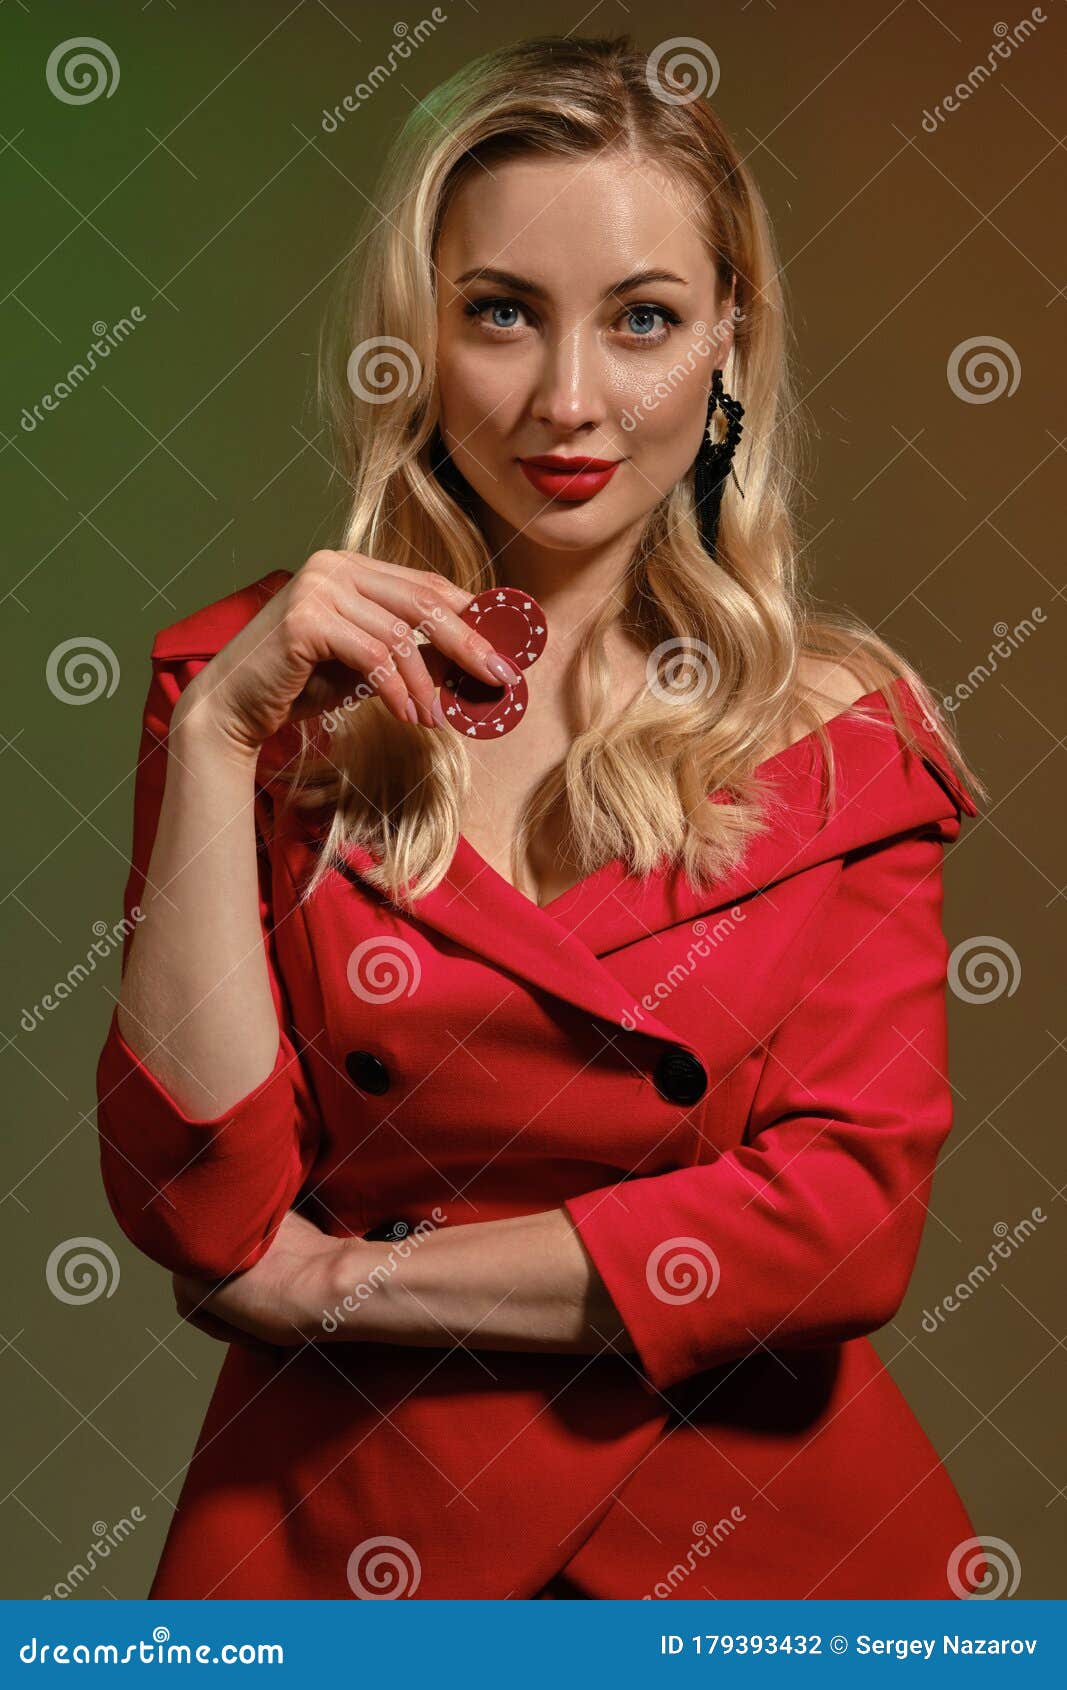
[518,453,622,501]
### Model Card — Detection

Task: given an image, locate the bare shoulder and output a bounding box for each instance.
[761,654,872,758]
[796,653,871,720]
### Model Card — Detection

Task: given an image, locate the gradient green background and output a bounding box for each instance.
[2,1,1062,1599]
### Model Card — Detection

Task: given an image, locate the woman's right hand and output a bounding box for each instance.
[172,549,524,754]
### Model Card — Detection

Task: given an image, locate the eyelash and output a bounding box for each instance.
[463,296,683,344]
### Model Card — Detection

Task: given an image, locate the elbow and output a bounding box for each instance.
[94,1031,314,1282]
[803,1207,924,1344]
[852,1266,913,1338]
[98,1151,283,1283]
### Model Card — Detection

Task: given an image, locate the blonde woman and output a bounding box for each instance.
[96,35,986,1600]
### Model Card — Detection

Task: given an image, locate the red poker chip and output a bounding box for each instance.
[438,587,547,739]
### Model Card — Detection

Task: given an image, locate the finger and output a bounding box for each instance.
[337,568,523,693]
[324,591,443,728]
[308,610,416,727]
[332,551,474,614]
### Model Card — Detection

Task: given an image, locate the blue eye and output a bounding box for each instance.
[464,298,529,332]
[488,301,522,329]
[463,296,682,342]
[626,306,665,336]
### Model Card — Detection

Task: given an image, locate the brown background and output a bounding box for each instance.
[1,0,1062,1599]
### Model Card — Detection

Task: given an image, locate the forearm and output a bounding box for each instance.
[334,1208,637,1357]
[116,701,281,1118]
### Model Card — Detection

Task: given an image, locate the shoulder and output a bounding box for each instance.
[776,655,980,823]
[794,653,871,726]
[764,654,871,758]
[139,569,299,781]
[150,568,293,661]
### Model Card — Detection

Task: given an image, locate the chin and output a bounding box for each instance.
[501,507,624,550]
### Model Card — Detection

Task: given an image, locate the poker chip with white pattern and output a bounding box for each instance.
[438,587,547,739]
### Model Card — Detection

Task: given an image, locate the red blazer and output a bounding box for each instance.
[95,570,984,1600]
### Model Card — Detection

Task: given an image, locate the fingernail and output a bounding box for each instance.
[431,695,449,727]
[486,652,522,685]
[404,699,419,725]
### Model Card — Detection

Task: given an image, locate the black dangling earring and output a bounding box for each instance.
[692,367,745,560]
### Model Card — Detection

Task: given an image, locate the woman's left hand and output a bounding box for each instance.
[171,1209,361,1348]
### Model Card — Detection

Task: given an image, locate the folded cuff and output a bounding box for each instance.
[95,1008,306,1280]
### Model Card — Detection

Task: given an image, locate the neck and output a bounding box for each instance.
[480,509,646,654]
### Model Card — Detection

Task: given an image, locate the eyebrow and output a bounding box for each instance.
[452,266,689,301]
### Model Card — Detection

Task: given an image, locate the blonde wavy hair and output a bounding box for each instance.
[283,32,985,905]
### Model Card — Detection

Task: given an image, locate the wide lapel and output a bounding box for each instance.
[335,833,700,1057]
[331,678,973,1049]
[553,678,975,958]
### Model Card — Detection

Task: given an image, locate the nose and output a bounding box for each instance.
[529,323,610,435]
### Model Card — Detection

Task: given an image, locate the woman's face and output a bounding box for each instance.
[434,148,733,557]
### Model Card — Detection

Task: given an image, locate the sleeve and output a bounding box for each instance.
[94,658,323,1282]
[563,824,959,1392]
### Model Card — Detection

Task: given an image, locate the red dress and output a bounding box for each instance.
[95,570,985,1600]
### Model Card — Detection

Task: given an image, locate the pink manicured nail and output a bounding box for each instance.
[404,699,419,725]
[486,652,522,685]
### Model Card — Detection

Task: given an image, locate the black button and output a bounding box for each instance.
[345,1049,390,1094]
[654,1047,707,1105]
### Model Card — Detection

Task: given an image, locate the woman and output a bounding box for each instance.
[95,35,987,1600]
